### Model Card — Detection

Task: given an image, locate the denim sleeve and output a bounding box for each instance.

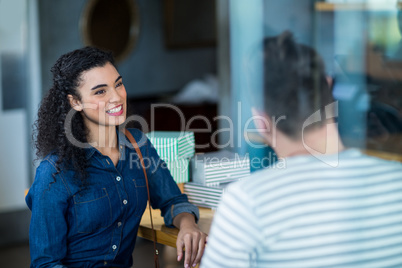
[163,202,200,228]
[131,129,199,227]
[26,159,70,268]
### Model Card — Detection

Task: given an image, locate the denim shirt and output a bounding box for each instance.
[26,128,199,268]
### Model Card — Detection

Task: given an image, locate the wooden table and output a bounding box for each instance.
[138,206,215,248]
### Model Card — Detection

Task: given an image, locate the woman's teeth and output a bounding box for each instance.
[107,105,122,114]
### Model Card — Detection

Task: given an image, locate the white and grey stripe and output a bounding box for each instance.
[184,182,229,209]
[191,150,251,186]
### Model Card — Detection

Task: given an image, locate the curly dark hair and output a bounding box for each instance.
[34,46,115,181]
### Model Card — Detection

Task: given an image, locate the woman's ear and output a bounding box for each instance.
[67,94,83,111]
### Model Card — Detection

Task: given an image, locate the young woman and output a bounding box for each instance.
[26,47,207,268]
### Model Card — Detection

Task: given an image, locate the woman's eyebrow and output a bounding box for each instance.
[91,84,107,90]
[91,76,123,90]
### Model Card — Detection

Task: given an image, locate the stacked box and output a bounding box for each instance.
[146,131,195,183]
[190,150,250,186]
[146,131,195,161]
[183,182,231,209]
[184,150,251,209]
[164,158,190,184]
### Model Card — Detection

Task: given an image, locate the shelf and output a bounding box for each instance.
[315,2,401,12]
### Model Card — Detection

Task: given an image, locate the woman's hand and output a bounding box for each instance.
[173,212,208,268]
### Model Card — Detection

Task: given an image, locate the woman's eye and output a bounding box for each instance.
[94,89,105,95]
[116,81,123,88]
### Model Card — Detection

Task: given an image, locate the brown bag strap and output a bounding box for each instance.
[124,129,159,268]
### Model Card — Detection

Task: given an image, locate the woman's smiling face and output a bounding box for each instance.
[69,62,127,132]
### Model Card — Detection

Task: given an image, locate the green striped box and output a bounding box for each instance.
[164,158,190,184]
[146,131,195,161]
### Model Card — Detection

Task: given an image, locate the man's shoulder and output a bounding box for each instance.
[228,167,282,197]
[230,149,402,196]
[360,152,402,167]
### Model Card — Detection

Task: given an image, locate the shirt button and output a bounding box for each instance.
[106,159,110,165]
[112,245,117,250]
[117,221,122,227]
[120,145,123,149]
[116,176,121,182]
[104,261,107,265]
[123,200,128,205]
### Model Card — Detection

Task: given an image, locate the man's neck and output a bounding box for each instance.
[274,123,344,158]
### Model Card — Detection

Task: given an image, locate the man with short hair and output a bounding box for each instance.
[201,31,402,268]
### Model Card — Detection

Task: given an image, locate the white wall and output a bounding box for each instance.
[0,112,29,212]
[0,0,30,212]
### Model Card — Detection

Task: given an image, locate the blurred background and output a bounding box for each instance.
[1,0,401,267]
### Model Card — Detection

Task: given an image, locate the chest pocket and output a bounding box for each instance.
[132,171,148,218]
[73,188,112,233]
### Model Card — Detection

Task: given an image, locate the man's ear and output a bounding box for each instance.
[326,75,333,89]
[67,94,83,111]
[251,107,273,145]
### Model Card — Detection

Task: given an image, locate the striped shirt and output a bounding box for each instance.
[201,149,402,268]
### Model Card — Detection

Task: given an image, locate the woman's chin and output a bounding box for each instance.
[106,116,126,126]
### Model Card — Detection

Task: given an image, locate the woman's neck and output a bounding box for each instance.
[88,125,118,155]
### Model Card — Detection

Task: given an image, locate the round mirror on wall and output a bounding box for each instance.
[80,0,140,63]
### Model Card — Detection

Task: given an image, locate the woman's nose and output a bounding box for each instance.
[109,88,122,102]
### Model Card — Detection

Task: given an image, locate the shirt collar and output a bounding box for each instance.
[84,146,97,160]
[84,127,129,160]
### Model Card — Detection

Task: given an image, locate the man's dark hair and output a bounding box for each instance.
[263,31,334,139]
